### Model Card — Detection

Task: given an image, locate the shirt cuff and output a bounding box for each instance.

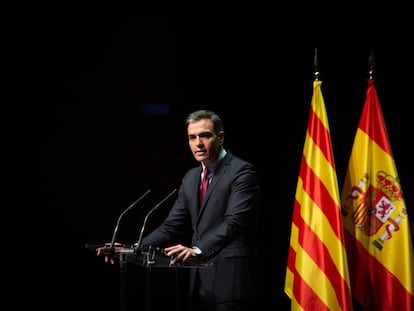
[192,246,202,255]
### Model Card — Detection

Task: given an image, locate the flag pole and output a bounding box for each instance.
[368,48,375,80]
[314,48,319,81]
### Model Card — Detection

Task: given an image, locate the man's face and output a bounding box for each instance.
[187,118,223,166]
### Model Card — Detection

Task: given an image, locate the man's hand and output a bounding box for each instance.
[164,244,197,266]
[96,242,123,265]
[96,246,116,264]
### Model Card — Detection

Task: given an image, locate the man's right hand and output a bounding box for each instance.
[96,243,122,265]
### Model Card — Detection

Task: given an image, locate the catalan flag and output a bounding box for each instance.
[340,78,414,310]
[285,79,353,310]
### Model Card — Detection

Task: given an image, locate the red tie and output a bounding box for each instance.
[200,167,209,205]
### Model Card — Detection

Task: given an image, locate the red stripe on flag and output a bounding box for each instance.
[307,103,336,169]
[357,79,392,155]
[344,229,413,310]
[300,155,343,242]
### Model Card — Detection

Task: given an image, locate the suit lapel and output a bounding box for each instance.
[199,152,231,213]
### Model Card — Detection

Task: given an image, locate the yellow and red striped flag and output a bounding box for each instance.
[285,80,353,310]
[340,78,414,310]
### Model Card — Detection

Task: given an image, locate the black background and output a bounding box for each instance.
[9,4,414,311]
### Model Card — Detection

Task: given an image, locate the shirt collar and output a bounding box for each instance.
[202,148,227,174]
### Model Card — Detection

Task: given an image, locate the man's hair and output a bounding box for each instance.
[185,110,224,135]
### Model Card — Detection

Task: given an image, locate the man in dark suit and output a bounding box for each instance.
[141,109,261,311]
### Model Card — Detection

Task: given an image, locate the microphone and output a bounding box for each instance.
[135,188,178,253]
[108,189,151,254]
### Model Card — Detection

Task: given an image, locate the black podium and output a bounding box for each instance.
[85,243,212,311]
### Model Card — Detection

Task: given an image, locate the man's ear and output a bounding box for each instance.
[218,132,224,144]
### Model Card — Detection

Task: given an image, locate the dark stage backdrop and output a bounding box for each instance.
[10,6,414,311]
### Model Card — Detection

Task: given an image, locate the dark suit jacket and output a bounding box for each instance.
[142,151,260,303]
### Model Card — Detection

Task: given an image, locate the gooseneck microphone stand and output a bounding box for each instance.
[108,189,151,311]
[134,189,177,311]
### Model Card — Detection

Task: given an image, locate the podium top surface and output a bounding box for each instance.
[85,243,213,268]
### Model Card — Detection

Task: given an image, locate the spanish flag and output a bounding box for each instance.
[340,78,414,310]
[285,80,353,310]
